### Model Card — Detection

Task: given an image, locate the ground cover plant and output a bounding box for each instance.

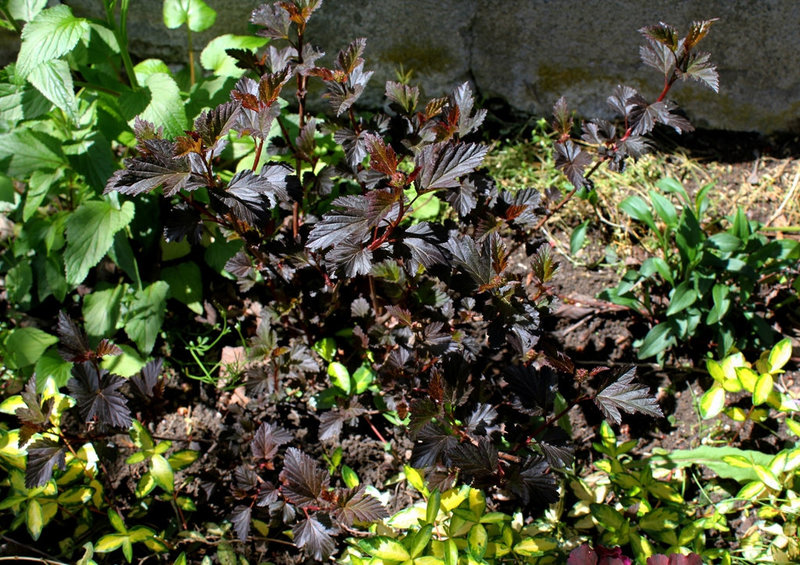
[1,2,799,564]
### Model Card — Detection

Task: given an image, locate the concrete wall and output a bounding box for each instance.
[55,1,800,133]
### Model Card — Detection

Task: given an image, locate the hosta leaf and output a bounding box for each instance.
[415,141,488,191]
[594,367,663,425]
[17,5,88,78]
[25,437,65,488]
[293,517,335,561]
[68,362,132,429]
[280,447,329,506]
[64,199,135,286]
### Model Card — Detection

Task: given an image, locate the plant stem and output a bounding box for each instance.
[115,0,139,90]
[533,158,605,232]
[187,28,196,86]
[0,7,21,34]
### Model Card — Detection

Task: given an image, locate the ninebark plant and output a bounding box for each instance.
[98,3,704,560]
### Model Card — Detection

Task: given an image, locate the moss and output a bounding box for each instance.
[378,42,455,75]
[535,63,629,93]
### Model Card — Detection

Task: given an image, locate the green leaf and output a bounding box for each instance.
[699,385,725,419]
[17,5,89,77]
[26,58,77,121]
[352,365,375,394]
[25,498,44,540]
[108,508,127,533]
[768,338,792,373]
[0,130,65,176]
[64,199,135,286]
[665,280,697,316]
[200,34,267,77]
[163,0,217,32]
[409,524,433,558]
[34,349,72,391]
[649,190,677,226]
[124,281,169,354]
[7,0,48,23]
[150,454,174,493]
[570,220,590,255]
[426,489,441,524]
[707,232,742,253]
[637,321,676,360]
[753,373,773,406]
[101,344,146,377]
[651,445,772,483]
[109,230,141,289]
[312,337,336,362]
[168,450,199,471]
[705,283,730,325]
[6,261,32,305]
[83,284,127,337]
[620,195,656,230]
[341,465,359,488]
[3,327,58,369]
[121,73,187,138]
[327,362,351,395]
[162,262,203,314]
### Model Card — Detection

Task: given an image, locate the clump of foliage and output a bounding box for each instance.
[601,178,800,362]
[0,1,733,563]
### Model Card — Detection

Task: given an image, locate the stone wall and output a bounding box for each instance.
[53,1,800,133]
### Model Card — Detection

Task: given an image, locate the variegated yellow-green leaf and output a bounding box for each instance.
[769,451,788,476]
[359,536,410,561]
[514,537,558,556]
[440,485,468,512]
[168,449,199,471]
[735,366,759,392]
[108,508,127,533]
[768,338,792,373]
[786,419,800,438]
[150,454,174,493]
[26,498,44,540]
[725,406,747,422]
[706,359,726,383]
[736,480,765,499]
[341,465,359,488]
[752,373,773,406]
[784,448,800,472]
[753,465,781,490]
[699,385,726,419]
[468,524,488,558]
[57,486,93,505]
[94,532,126,553]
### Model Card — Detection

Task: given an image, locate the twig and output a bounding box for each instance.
[0,536,67,564]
